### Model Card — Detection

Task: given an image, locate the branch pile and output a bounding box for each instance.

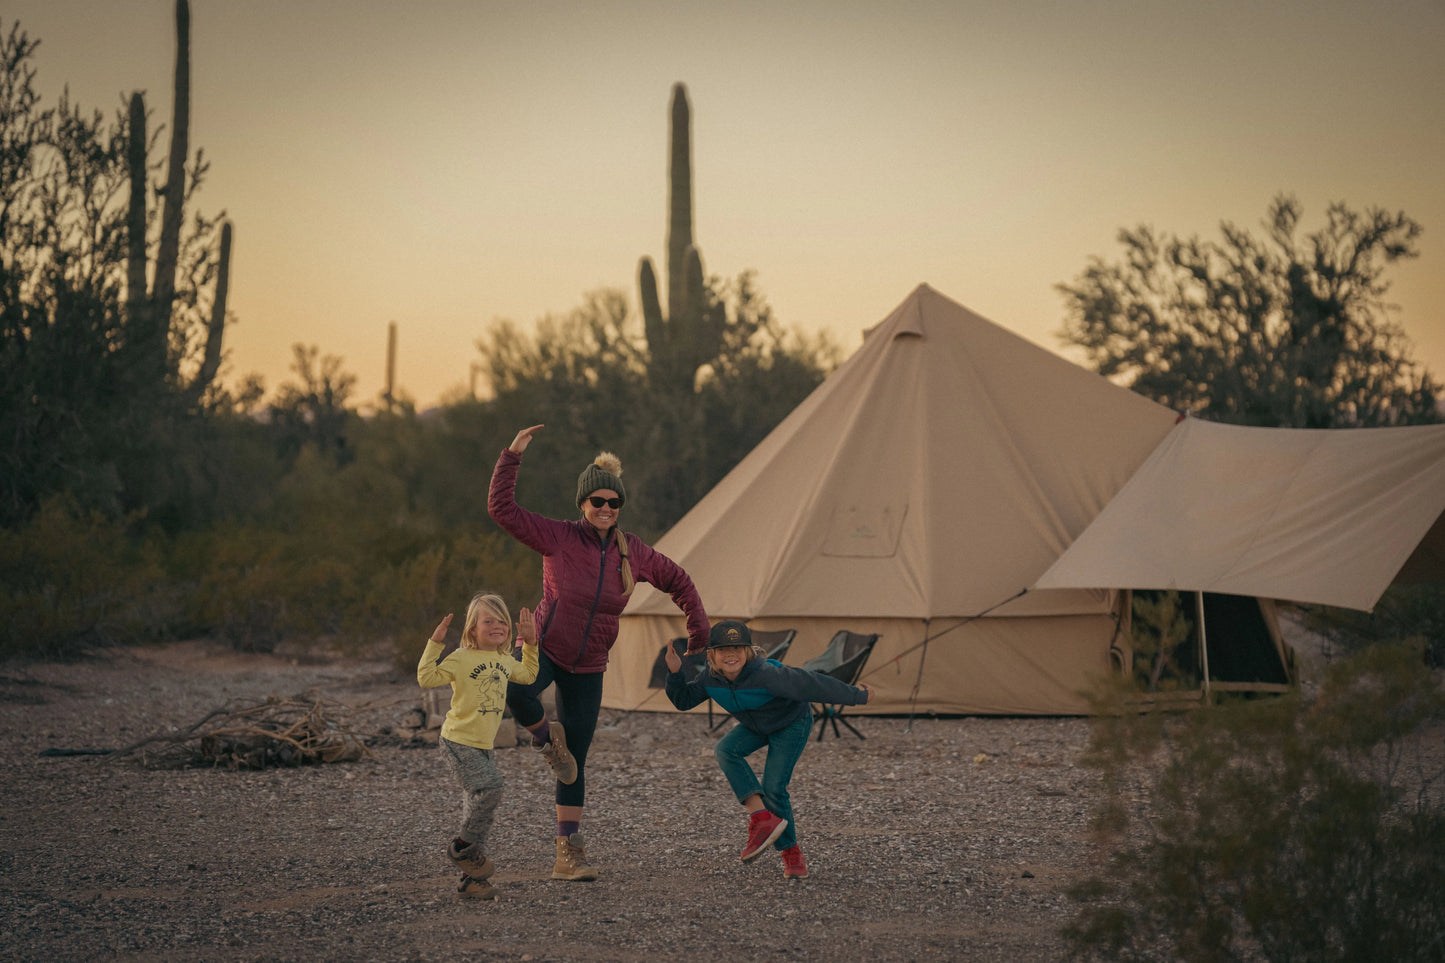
[42,693,375,769]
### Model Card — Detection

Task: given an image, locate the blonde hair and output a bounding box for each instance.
[615,530,635,596]
[460,593,513,653]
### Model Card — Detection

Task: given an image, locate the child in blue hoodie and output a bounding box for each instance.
[664,620,871,879]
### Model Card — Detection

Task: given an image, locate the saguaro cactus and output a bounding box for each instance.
[125,0,231,397]
[638,83,723,392]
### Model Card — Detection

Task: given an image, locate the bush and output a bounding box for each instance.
[1065,644,1445,962]
[1298,586,1445,669]
[0,497,177,658]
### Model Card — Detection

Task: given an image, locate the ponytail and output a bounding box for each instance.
[615,530,635,596]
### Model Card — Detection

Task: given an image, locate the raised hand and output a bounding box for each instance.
[430,613,453,644]
[516,606,537,645]
[663,639,682,674]
[508,424,545,454]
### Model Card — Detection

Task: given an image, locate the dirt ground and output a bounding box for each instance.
[0,637,1113,962]
[10,613,1439,963]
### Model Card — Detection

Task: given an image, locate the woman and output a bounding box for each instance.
[488,424,710,882]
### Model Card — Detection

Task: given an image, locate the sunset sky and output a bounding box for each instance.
[10,0,1445,410]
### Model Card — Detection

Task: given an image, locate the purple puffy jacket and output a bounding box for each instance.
[488,449,710,672]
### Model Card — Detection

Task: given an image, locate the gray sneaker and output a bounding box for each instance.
[538,721,578,785]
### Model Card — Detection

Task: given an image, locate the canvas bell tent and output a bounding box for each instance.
[601,284,1295,716]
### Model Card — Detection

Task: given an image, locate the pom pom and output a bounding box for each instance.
[594,451,622,476]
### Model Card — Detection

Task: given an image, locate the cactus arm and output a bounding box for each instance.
[149,0,190,350]
[125,92,150,335]
[639,256,665,350]
[193,220,230,395]
[683,245,710,368]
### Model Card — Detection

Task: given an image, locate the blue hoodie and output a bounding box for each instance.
[665,655,866,736]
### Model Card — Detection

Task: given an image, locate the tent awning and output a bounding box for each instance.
[1033,418,1445,612]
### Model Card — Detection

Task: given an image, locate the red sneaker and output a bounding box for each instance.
[781,844,809,879]
[740,810,788,861]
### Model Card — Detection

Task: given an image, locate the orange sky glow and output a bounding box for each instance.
[10,0,1444,411]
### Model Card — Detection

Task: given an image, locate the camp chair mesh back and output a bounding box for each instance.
[749,628,797,664]
[800,630,878,740]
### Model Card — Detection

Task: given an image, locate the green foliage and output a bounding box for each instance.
[0,497,175,658]
[1130,590,1199,691]
[267,343,360,467]
[0,15,232,531]
[470,278,836,538]
[1058,195,1440,428]
[0,44,835,663]
[1065,644,1445,962]
[1297,585,1445,669]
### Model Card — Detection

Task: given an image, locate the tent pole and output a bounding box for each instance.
[1196,591,1212,705]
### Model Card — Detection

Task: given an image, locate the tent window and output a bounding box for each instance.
[822,503,907,558]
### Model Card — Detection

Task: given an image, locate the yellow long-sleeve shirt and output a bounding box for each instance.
[416,640,539,750]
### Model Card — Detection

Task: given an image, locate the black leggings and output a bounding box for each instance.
[506,651,605,808]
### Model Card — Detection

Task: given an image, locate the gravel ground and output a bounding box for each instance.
[0,639,1104,962]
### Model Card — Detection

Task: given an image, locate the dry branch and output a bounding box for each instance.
[41,694,376,770]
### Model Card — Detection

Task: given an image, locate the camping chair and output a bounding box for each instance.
[749,628,796,664]
[801,630,879,740]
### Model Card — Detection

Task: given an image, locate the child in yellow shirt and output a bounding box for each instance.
[417,593,539,900]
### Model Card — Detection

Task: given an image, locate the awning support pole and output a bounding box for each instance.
[1196,591,1212,705]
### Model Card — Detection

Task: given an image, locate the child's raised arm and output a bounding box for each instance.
[430,613,453,644]
[417,613,455,688]
[663,639,683,674]
[516,607,536,645]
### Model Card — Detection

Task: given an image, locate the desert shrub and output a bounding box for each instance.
[0,497,176,658]
[379,531,540,671]
[1065,643,1445,962]
[1297,586,1445,668]
[178,523,372,653]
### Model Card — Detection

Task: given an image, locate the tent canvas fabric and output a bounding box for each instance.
[1033,417,1445,612]
[603,283,1198,716]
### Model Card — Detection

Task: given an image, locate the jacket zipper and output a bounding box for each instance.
[572,528,611,672]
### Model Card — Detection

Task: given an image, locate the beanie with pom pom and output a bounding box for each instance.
[576,452,626,507]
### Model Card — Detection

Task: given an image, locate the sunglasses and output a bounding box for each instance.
[587,496,622,509]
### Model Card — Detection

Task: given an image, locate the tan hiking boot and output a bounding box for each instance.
[457,873,498,900]
[447,838,495,879]
[551,832,598,881]
[538,722,578,785]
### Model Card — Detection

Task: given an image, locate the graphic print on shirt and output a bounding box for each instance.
[469,660,508,716]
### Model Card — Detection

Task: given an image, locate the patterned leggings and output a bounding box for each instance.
[506,652,605,808]
[439,737,504,847]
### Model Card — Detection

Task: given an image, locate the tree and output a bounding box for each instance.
[268,344,360,467]
[0,10,234,529]
[464,279,836,539]
[1057,195,1440,427]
